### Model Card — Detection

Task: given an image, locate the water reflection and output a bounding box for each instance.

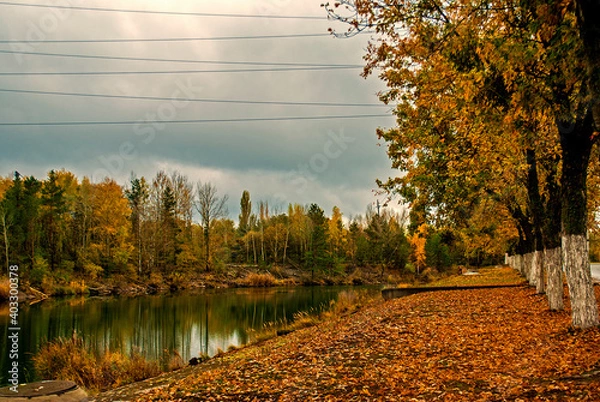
[0,286,377,385]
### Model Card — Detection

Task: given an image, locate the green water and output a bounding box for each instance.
[0,286,378,385]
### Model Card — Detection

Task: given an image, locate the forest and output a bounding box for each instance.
[0,169,474,293]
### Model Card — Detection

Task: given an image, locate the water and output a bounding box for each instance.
[0,286,378,386]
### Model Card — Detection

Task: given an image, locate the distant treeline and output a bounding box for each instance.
[0,169,496,288]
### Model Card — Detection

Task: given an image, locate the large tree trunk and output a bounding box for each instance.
[525,148,546,293]
[523,252,534,285]
[562,235,597,327]
[533,250,545,294]
[541,155,564,309]
[545,247,564,311]
[559,112,599,328]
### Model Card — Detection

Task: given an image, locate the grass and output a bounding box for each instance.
[243,272,277,287]
[427,266,525,287]
[33,333,162,393]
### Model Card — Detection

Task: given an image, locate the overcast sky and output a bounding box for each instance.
[0,0,400,220]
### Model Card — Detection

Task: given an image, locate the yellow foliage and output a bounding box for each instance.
[409,224,428,274]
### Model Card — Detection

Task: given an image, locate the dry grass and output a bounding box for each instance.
[165,350,185,372]
[33,334,161,393]
[428,265,525,287]
[244,273,277,287]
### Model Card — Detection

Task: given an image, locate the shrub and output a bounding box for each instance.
[164,350,185,372]
[30,256,50,287]
[83,262,103,281]
[244,273,276,287]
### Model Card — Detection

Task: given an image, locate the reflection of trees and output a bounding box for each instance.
[0,287,369,384]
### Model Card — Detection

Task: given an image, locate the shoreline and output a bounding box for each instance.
[1,263,417,304]
[90,272,600,401]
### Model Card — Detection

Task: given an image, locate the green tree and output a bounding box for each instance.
[306,203,329,278]
[425,232,451,272]
[125,176,150,276]
[40,170,67,271]
[238,190,251,236]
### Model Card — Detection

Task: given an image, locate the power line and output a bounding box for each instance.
[0,88,386,108]
[0,48,362,67]
[0,66,360,76]
[0,1,325,19]
[0,33,335,44]
[0,114,390,127]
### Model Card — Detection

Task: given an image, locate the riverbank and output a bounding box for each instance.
[92,268,600,401]
[1,264,417,302]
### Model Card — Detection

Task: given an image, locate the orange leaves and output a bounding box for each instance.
[126,273,600,401]
[409,223,428,273]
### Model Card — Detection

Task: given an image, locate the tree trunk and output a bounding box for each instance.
[563,234,598,327]
[529,251,539,288]
[523,252,533,284]
[525,148,546,293]
[559,112,599,328]
[545,247,564,311]
[204,225,210,271]
[533,249,545,294]
[283,228,289,264]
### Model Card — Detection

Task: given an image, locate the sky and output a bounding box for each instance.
[0,0,400,220]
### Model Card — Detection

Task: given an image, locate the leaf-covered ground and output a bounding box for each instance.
[96,275,600,401]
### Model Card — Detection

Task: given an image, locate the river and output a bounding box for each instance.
[0,286,378,386]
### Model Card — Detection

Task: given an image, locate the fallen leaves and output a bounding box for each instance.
[110,281,600,401]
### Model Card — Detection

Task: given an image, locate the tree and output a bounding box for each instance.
[194,182,228,271]
[238,190,252,236]
[325,0,599,328]
[425,232,451,272]
[328,206,345,266]
[40,170,67,271]
[89,178,131,274]
[306,203,329,278]
[159,184,180,271]
[125,176,150,276]
[409,224,427,275]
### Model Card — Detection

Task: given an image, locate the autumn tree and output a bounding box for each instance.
[88,178,131,274]
[325,0,599,328]
[195,182,228,271]
[328,206,345,267]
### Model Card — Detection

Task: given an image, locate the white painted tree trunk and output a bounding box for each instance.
[545,247,563,311]
[516,254,523,275]
[534,250,545,294]
[562,234,599,328]
[528,251,540,288]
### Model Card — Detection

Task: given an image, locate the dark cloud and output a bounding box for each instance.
[0,0,400,218]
